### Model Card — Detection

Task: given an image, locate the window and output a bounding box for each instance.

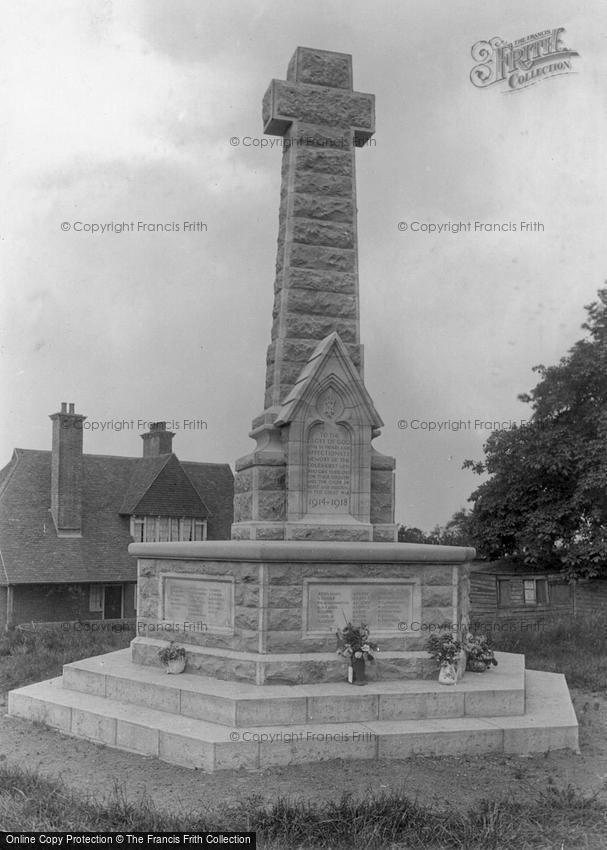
[88,585,123,618]
[130,516,207,542]
[193,519,206,541]
[132,517,144,542]
[89,585,103,612]
[524,579,548,605]
[498,578,549,607]
[536,579,548,604]
[523,580,536,604]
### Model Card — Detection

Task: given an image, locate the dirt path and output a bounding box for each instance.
[1,687,606,817]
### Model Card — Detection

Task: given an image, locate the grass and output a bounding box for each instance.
[0,764,605,848]
[0,622,133,692]
[2,615,607,846]
[490,611,607,690]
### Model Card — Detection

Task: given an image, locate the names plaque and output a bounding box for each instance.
[305,580,415,635]
[306,423,351,514]
[163,576,233,633]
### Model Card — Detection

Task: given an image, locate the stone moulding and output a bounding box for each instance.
[128,540,476,563]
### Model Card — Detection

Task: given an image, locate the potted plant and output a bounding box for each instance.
[157,640,187,674]
[425,633,462,685]
[336,622,379,685]
[463,632,498,673]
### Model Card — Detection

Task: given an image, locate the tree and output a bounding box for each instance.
[464,287,607,580]
[398,509,475,547]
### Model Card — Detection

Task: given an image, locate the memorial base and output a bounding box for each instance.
[7,540,578,769]
[130,540,472,684]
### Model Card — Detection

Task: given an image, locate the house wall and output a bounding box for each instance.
[4,582,137,628]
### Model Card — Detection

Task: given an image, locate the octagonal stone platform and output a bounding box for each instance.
[8,649,579,771]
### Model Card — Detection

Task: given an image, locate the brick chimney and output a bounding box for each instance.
[141,422,174,457]
[49,402,86,535]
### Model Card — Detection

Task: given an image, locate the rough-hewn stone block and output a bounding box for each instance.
[422,585,455,607]
[233,468,253,494]
[296,147,353,176]
[293,171,352,196]
[371,469,394,494]
[234,607,259,630]
[286,287,357,317]
[370,495,394,524]
[256,491,286,521]
[267,584,302,608]
[292,194,354,223]
[289,218,354,249]
[289,242,356,273]
[283,266,356,293]
[257,466,286,491]
[420,566,456,586]
[289,122,355,149]
[233,492,252,522]
[267,607,302,630]
[281,313,357,344]
[287,48,352,90]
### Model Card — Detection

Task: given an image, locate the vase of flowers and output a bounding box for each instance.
[336,622,379,685]
[157,640,186,674]
[463,633,498,673]
[425,633,462,685]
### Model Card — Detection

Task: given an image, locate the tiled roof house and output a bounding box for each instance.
[0,403,234,628]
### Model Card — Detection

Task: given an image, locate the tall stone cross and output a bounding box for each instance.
[262,47,374,411]
[233,48,396,544]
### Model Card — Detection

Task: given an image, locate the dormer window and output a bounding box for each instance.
[130,516,207,542]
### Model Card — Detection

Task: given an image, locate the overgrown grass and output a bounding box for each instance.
[0,764,605,848]
[491,611,607,690]
[0,623,133,692]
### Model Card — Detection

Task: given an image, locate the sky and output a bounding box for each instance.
[1,0,606,531]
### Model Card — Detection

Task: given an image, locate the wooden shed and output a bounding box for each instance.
[469,560,574,628]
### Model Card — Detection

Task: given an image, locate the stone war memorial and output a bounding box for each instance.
[9,47,578,770]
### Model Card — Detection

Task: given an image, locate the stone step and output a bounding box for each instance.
[7,668,578,771]
[61,649,525,725]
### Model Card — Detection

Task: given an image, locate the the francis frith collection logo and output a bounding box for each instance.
[470,27,579,91]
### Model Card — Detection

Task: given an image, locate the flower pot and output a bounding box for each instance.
[438,662,457,685]
[351,656,367,685]
[467,658,488,673]
[165,656,186,675]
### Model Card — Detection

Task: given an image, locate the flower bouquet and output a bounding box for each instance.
[463,632,498,673]
[336,622,379,685]
[157,640,187,674]
[425,633,462,685]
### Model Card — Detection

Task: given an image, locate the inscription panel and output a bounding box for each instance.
[162,576,234,634]
[305,579,416,635]
[306,423,351,514]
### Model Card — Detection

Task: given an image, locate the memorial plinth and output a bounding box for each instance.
[130,540,472,684]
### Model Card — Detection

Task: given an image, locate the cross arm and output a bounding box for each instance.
[262,79,375,146]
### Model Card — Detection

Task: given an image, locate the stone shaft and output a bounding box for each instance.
[262,47,375,410]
